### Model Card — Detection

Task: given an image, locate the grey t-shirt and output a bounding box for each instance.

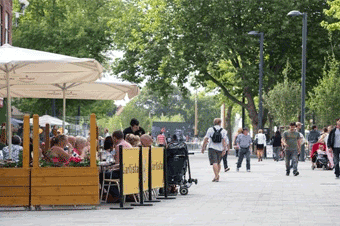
[283,131,300,151]
[236,134,252,148]
[334,128,340,148]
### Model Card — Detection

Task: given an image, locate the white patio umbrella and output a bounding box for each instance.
[29,115,70,127]
[0,44,103,158]
[0,80,139,132]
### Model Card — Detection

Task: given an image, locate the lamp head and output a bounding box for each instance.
[287,10,303,17]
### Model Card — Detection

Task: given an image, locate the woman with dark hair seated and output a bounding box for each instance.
[104,136,113,152]
[2,135,23,162]
[48,135,72,166]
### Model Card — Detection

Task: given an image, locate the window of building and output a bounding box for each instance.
[5,12,9,44]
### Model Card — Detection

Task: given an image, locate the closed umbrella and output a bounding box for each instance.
[0,44,103,158]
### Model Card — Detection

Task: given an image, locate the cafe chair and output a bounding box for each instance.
[100,172,139,203]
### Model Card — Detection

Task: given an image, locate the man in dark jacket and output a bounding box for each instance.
[123,118,145,139]
[328,118,340,179]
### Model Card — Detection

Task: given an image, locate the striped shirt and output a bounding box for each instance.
[157,134,166,145]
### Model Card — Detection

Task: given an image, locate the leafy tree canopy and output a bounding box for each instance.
[308,55,340,126]
[109,0,338,131]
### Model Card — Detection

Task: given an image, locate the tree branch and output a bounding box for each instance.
[205,72,246,107]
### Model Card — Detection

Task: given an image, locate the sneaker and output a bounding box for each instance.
[247,169,251,172]
[286,172,290,176]
[225,168,230,172]
[236,168,239,172]
[294,171,299,176]
[336,175,339,179]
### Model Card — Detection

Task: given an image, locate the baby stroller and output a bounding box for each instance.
[311,143,330,170]
[163,142,198,195]
[315,152,329,170]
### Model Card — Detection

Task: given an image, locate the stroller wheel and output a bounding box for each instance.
[322,165,327,170]
[180,186,188,195]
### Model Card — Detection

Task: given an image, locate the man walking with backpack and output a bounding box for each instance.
[201,118,229,182]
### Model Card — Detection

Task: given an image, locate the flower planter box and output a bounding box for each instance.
[30,167,99,206]
[0,168,30,207]
[30,113,99,207]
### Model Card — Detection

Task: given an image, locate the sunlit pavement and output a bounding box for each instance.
[2,153,340,226]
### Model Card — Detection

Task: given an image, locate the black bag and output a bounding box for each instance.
[211,127,223,143]
[254,138,258,146]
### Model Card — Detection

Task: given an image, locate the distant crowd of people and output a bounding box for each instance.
[200,117,340,181]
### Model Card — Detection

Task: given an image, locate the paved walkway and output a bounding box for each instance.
[2,154,340,226]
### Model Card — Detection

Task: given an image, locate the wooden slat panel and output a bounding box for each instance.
[0,197,29,206]
[0,177,29,186]
[31,185,98,196]
[31,176,98,187]
[31,168,98,177]
[31,195,99,205]
[0,187,29,197]
[0,168,30,177]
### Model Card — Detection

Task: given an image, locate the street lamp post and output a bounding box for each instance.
[248,31,264,130]
[288,10,307,161]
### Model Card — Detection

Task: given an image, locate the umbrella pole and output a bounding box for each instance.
[6,67,12,159]
[63,84,66,134]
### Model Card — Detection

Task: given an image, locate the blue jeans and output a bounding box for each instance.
[285,150,298,173]
[237,148,250,170]
[333,148,340,177]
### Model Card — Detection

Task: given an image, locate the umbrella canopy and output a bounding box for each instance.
[29,115,70,127]
[0,80,140,100]
[11,118,23,126]
[0,44,103,85]
[0,44,103,158]
[0,80,140,132]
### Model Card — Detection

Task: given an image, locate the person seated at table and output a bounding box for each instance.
[104,136,113,152]
[125,134,141,147]
[140,134,153,147]
[49,135,71,165]
[105,131,132,175]
[67,136,76,152]
[2,135,23,162]
[73,136,89,159]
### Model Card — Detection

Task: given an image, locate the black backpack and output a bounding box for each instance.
[211,127,223,143]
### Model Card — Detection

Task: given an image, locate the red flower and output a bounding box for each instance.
[69,157,82,163]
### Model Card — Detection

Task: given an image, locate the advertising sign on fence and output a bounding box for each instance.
[122,148,139,195]
[151,147,164,189]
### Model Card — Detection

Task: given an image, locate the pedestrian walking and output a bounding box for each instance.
[233,128,243,157]
[307,125,320,158]
[271,131,282,162]
[255,129,266,162]
[201,118,229,182]
[327,118,340,179]
[282,122,302,176]
[236,128,252,172]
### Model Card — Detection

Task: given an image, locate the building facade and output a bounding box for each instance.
[0,0,12,46]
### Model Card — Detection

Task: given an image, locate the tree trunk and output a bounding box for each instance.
[244,88,258,137]
[226,105,233,148]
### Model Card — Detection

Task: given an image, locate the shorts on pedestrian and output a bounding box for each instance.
[257,144,264,149]
[208,148,222,165]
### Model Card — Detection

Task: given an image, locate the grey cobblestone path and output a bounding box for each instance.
[1,154,340,226]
